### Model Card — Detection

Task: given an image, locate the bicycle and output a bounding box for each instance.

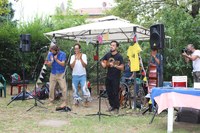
[119,78,147,109]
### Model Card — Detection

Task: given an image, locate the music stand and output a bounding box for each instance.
[86,41,110,121]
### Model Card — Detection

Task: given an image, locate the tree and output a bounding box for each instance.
[109,0,200,84]
[0,22,19,78]
[14,1,87,81]
[0,0,15,23]
[110,0,200,25]
[0,0,88,81]
[159,6,200,83]
[50,0,87,30]
[189,0,200,18]
[0,0,9,15]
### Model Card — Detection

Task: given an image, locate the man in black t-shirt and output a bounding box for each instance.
[101,40,124,113]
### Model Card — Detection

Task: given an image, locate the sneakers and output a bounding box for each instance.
[74,101,79,106]
[74,97,82,106]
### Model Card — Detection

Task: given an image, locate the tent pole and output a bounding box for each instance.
[133,72,137,110]
[97,41,101,120]
[133,27,137,110]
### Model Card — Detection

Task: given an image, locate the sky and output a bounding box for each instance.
[10,0,115,22]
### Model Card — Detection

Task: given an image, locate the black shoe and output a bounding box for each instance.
[56,106,66,111]
[106,107,115,112]
[114,109,119,114]
[56,106,71,112]
[111,108,119,115]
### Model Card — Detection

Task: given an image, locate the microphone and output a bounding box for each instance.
[70,47,73,52]
[40,46,48,50]
[100,49,111,61]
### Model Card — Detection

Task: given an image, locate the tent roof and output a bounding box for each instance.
[44,16,160,43]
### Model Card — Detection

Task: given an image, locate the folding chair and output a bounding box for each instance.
[10,73,27,95]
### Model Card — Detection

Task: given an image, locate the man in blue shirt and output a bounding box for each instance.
[46,44,67,108]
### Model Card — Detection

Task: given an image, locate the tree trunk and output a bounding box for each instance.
[191,0,200,18]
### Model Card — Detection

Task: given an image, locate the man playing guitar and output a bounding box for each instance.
[101,40,124,114]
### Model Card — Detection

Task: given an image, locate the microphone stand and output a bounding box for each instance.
[7,51,45,107]
[63,48,73,79]
[89,50,110,71]
[27,49,47,111]
[61,48,73,110]
[86,41,110,121]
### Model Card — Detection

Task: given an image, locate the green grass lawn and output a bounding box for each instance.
[0,85,200,133]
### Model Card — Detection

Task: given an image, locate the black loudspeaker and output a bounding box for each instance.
[20,34,31,52]
[150,24,165,49]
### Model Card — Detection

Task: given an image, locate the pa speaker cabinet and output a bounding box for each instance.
[150,24,165,49]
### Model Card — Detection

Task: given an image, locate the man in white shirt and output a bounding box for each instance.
[70,43,90,106]
[182,44,200,82]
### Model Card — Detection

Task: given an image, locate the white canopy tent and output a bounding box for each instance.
[44,16,163,113]
[44,15,150,43]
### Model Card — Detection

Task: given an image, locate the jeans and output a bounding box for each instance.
[72,75,90,101]
[193,71,200,82]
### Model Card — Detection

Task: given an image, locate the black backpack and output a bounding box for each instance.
[175,107,200,124]
[32,84,49,100]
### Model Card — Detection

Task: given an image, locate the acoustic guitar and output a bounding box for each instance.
[103,57,120,68]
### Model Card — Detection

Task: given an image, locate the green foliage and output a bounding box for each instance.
[51,13,86,30]
[0,0,9,15]
[50,0,87,30]
[108,0,140,23]
[0,1,15,23]
[110,0,200,85]
[0,22,19,77]
[12,17,54,80]
[0,16,53,79]
[0,0,88,81]
[158,6,200,83]
[1,0,199,87]
[110,0,200,26]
